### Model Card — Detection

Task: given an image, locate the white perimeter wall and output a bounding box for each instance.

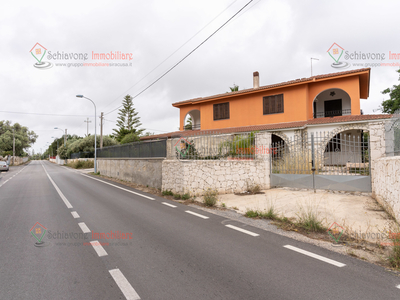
[372,156,400,222]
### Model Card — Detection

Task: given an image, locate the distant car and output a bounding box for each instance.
[0,161,9,172]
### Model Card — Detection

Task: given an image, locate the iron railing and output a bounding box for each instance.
[184,124,201,131]
[97,139,167,158]
[271,131,370,176]
[173,131,256,160]
[314,109,351,118]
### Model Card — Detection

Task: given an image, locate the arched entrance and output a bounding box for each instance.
[184,110,200,130]
[313,88,351,118]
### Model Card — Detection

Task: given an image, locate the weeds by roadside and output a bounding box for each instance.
[66,160,94,169]
[388,224,400,269]
[246,181,261,194]
[203,189,218,207]
[295,199,326,232]
[162,190,173,196]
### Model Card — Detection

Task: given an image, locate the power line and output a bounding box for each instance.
[101,0,239,112]
[104,0,254,116]
[0,110,92,117]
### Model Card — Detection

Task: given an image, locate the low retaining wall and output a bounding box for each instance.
[372,156,400,222]
[97,158,163,189]
[162,159,270,196]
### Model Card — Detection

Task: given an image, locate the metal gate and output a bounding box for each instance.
[270,132,371,192]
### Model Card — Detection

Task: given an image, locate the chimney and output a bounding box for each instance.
[253,71,259,89]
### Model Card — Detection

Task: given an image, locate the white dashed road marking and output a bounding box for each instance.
[185,210,209,219]
[284,245,346,268]
[78,222,91,234]
[162,202,177,208]
[71,211,80,218]
[225,224,259,237]
[80,173,155,200]
[109,268,141,300]
[396,284,400,289]
[90,240,108,257]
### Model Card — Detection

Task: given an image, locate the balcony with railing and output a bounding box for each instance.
[314,109,351,119]
[184,123,201,131]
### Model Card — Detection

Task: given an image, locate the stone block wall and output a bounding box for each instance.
[372,156,400,222]
[97,158,163,189]
[162,132,271,196]
[162,159,269,196]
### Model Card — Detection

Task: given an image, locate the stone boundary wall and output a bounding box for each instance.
[97,158,163,189]
[162,159,270,196]
[372,156,400,222]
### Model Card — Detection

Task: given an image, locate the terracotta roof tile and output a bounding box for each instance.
[172,68,371,106]
[140,114,391,140]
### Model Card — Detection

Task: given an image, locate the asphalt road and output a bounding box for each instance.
[0,160,399,299]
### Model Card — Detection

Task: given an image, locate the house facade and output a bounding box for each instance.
[173,68,370,132]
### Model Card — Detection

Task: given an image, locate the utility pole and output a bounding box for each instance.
[64,129,67,147]
[84,117,92,136]
[12,129,15,165]
[100,112,104,148]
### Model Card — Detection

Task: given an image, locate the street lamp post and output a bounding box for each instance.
[76,95,97,173]
[54,127,66,147]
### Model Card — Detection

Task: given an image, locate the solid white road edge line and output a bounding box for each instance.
[80,173,155,200]
[0,165,28,188]
[225,224,259,237]
[185,210,209,219]
[41,163,73,208]
[71,211,80,218]
[162,202,177,208]
[78,222,91,234]
[90,240,108,257]
[109,268,141,300]
[284,245,346,268]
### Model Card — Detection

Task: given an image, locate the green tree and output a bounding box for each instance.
[120,132,140,144]
[184,117,192,130]
[0,121,37,156]
[381,69,400,114]
[58,135,118,158]
[113,95,144,142]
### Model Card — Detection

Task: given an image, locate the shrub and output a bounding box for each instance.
[162,190,173,196]
[173,194,181,200]
[66,160,94,169]
[203,189,218,207]
[182,193,190,200]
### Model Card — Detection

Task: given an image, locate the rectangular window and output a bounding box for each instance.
[263,94,284,115]
[213,102,230,120]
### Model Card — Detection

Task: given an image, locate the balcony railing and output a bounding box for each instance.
[314,109,351,118]
[184,124,201,131]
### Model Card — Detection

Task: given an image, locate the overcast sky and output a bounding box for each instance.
[1,0,400,154]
